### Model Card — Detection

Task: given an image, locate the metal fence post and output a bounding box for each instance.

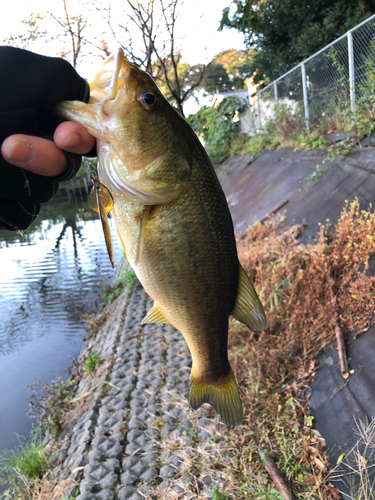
[257,95,261,130]
[248,98,257,138]
[348,30,355,114]
[301,62,310,132]
[273,82,278,119]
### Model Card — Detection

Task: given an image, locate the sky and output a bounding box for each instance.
[0,0,245,113]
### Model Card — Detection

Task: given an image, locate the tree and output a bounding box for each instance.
[4,1,109,69]
[220,0,375,83]
[201,63,233,94]
[5,0,208,114]
[3,13,47,49]
[107,0,156,75]
[201,48,255,94]
[49,0,87,68]
[108,0,206,116]
[152,54,206,114]
[49,0,112,67]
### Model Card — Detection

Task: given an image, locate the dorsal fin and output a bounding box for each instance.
[141,302,170,325]
[231,264,267,332]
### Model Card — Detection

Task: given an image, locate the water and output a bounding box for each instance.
[0,196,124,452]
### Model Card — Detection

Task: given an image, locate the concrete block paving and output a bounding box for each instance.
[54,282,234,499]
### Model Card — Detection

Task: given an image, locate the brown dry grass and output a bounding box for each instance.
[1,474,77,500]
[329,418,375,499]
[30,476,77,500]
[224,198,375,499]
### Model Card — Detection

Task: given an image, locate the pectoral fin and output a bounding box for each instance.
[231,264,267,332]
[117,230,132,265]
[136,206,151,264]
[141,302,170,325]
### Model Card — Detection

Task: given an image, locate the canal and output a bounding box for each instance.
[0,195,124,453]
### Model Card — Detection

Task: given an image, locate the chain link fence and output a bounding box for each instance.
[252,13,375,133]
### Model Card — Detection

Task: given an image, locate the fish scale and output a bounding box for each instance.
[56,48,266,426]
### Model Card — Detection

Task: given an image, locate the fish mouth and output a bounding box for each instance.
[103,49,131,102]
[89,49,132,102]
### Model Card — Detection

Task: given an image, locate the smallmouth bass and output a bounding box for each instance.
[56,50,266,427]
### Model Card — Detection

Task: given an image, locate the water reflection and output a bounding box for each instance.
[0,195,124,452]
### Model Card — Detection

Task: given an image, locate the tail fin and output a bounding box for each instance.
[188,367,243,427]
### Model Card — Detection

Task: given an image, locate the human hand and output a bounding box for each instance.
[0,46,96,231]
[1,121,96,178]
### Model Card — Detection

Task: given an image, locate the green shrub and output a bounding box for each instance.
[188,95,248,165]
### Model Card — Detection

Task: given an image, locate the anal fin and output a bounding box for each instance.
[231,264,267,332]
[141,302,170,325]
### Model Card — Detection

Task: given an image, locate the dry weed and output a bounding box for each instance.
[329,418,375,499]
[1,473,77,500]
[31,475,78,500]
[225,198,375,498]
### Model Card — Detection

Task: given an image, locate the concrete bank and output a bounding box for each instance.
[47,273,235,500]
[218,146,375,479]
[218,146,375,244]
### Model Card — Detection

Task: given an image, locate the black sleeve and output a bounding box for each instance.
[0,46,94,231]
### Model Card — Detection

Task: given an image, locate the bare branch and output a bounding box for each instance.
[258,446,295,500]
[62,0,77,67]
[112,0,204,116]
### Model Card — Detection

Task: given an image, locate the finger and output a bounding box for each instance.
[1,135,68,177]
[54,121,96,154]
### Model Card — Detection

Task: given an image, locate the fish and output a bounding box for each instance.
[56,49,266,427]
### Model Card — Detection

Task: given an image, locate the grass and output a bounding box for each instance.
[28,378,76,438]
[83,351,101,372]
[211,95,375,182]
[152,417,167,430]
[82,309,108,338]
[61,487,80,500]
[99,267,137,310]
[212,487,228,499]
[0,262,137,498]
[0,436,49,499]
[4,197,373,499]
[117,268,137,292]
[241,104,354,178]
[223,198,375,498]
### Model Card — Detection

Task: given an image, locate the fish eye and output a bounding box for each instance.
[139,90,159,110]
